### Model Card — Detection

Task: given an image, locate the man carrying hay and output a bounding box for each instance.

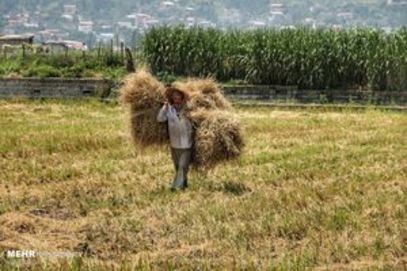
[157,87,193,190]
[120,70,243,182]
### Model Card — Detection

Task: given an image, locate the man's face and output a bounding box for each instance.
[172,93,183,106]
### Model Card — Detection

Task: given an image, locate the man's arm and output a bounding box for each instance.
[157,103,168,122]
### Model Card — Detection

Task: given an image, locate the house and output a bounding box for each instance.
[186,17,196,24]
[43,40,87,52]
[63,5,77,15]
[62,4,77,22]
[337,12,353,23]
[97,33,114,43]
[62,14,74,21]
[387,0,407,4]
[117,21,134,29]
[37,29,61,41]
[0,34,34,47]
[23,22,39,29]
[270,10,284,16]
[63,40,87,50]
[144,19,160,27]
[269,2,285,22]
[134,13,153,28]
[78,21,94,33]
[135,13,152,24]
[270,3,285,15]
[161,1,175,8]
[337,12,353,18]
[250,20,267,27]
[126,14,137,20]
[198,19,216,27]
[101,24,114,31]
[304,18,317,29]
[220,8,242,25]
[6,14,29,28]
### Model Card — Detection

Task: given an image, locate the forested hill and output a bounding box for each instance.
[1,0,406,27]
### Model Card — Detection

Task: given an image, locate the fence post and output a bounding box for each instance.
[97,42,101,60]
[401,63,407,92]
[125,47,135,72]
[22,44,26,59]
[120,42,124,64]
[110,39,113,59]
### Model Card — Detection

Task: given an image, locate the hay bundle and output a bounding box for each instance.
[120,70,168,145]
[120,70,244,169]
[190,110,244,169]
[172,79,231,111]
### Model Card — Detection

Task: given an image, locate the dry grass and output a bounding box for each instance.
[0,99,406,270]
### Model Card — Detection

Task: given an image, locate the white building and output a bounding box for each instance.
[44,40,87,51]
[63,5,77,15]
[270,3,285,14]
[97,33,114,42]
[117,21,134,29]
[78,21,94,33]
[387,0,407,5]
[161,1,175,8]
[268,2,286,25]
[249,20,267,27]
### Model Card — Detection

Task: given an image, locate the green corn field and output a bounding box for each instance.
[142,26,407,91]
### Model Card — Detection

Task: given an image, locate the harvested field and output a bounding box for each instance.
[0,99,406,270]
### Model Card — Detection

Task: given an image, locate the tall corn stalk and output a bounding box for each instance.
[141,26,407,91]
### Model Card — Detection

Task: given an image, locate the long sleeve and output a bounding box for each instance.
[158,104,193,148]
[167,109,193,149]
[157,104,168,122]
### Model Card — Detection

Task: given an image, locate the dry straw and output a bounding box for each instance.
[172,78,231,111]
[120,69,168,146]
[120,70,243,168]
[189,109,244,169]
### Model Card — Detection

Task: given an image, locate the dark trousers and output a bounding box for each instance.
[170,148,192,189]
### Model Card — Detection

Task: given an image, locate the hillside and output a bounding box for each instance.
[1,0,406,49]
[1,0,406,26]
